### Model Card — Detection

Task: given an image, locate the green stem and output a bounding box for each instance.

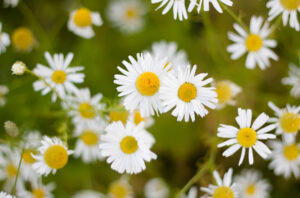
[11,149,24,195]
[271,16,282,35]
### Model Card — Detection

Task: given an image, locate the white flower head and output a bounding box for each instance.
[159,65,218,122]
[72,190,104,198]
[11,27,35,52]
[108,177,134,198]
[33,51,85,102]
[17,178,56,198]
[11,61,27,75]
[3,0,18,7]
[282,63,300,98]
[217,108,276,165]
[114,53,170,117]
[145,178,169,198]
[227,16,278,70]
[32,136,73,176]
[214,80,242,109]
[128,110,155,128]
[152,0,188,21]
[0,85,9,107]
[0,22,10,55]
[99,121,156,174]
[189,0,233,14]
[0,192,15,198]
[68,7,102,39]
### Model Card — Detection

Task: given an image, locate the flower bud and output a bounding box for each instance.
[11,61,27,75]
[4,121,19,137]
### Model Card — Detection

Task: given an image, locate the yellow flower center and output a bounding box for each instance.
[280,0,300,10]
[80,130,99,146]
[136,72,160,96]
[109,111,129,124]
[245,34,263,52]
[246,184,256,195]
[213,186,234,198]
[73,8,92,27]
[22,150,36,164]
[79,102,95,119]
[120,136,138,154]
[6,163,17,177]
[32,188,45,198]
[51,70,67,84]
[125,8,138,20]
[280,112,300,133]
[237,128,257,148]
[44,145,68,169]
[178,83,197,102]
[134,111,144,125]
[215,82,232,104]
[12,27,34,51]
[109,182,129,198]
[283,144,299,161]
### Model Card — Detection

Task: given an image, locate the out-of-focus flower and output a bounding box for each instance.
[18,178,55,198]
[145,178,169,198]
[214,80,241,109]
[11,61,27,75]
[0,85,8,107]
[0,191,15,198]
[282,63,300,98]
[181,187,197,198]
[11,27,35,52]
[0,22,10,55]
[3,0,19,8]
[108,177,134,198]
[4,121,19,137]
[72,190,104,198]
[151,0,188,21]
[189,0,233,14]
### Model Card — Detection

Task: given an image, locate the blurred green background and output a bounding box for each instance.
[0,0,300,197]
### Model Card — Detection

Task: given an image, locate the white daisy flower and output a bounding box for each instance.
[181,187,197,198]
[108,177,134,198]
[32,136,73,176]
[188,0,233,14]
[214,80,241,109]
[66,88,105,126]
[3,0,18,7]
[0,85,9,107]
[0,22,10,55]
[114,53,170,117]
[159,65,218,122]
[99,121,157,174]
[217,108,276,165]
[128,110,155,128]
[68,7,102,39]
[145,178,169,198]
[11,27,35,52]
[200,168,238,198]
[234,169,271,198]
[282,63,300,98]
[33,51,85,102]
[151,0,188,21]
[266,0,300,31]
[268,101,300,143]
[72,190,104,198]
[18,178,55,198]
[227,16,278,70]
[0,192,15,198]
[268,140,300,179]
[107,0,147,34]
[73,120,106,163]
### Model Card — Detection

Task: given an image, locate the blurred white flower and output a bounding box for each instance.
[214,80,241,109]
[145,178,169,198]
[0,22,10,55]
[282,63,300,98]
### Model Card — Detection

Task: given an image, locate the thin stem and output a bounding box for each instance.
[11,149,24,195]
[271,16,282,35]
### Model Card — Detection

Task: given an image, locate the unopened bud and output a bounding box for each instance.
[4,121,19,137]
[11,61,27,75]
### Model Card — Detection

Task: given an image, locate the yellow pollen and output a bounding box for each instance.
[80,130,99,146]
[245,34,263,52]
[73,8,92,27]
[44,145,68,169]
[280,0,300,10]
[6,163,17,177]
[125,8,138,20]
[178,83,197,102]
[79,102,95,119]
[283,144,299,161]
[51,70,67,84]
[280,112,300,133]
[32,188,45,198]
[215,82,232,104]
[109,111,129,124]
[136,72,160,96]
[213,186,234,198]
[120,136,138,154]
[12,27,34,51]
[134,111,144,125]
[246,184,256,195]
[237,128,257,148]
[22,150,36,164]
[109,182,129,198]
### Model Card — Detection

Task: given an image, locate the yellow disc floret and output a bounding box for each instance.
[237,128,257,148]
[216,82,232,104]
[280,0,300,10]
[80,130,99,146]
[109,182,129,198]
[125,7,138,20]
[109,111,129,124]
[51,70,67,84]
[32,188,45,198]
[134,111,144,125]
[178,83,197,102]
[12,27,34,51]
[73,8,92,27]
[44,145,68,169]
[120,136,138,154]
[6,163,17,177]
[22,150,36,164]
[79,102,95,119]
[213,186,234,198]
[280,112,300,133]
[245,34,263,52]
[246,184,256,195]
[283,144,299,161]
[136,72,160,96]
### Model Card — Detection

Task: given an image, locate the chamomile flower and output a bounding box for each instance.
[32,136,73,176]
[282,63,300,98]
[268,140,300,179]
[18,178,55,198]
[73,120,106,163]
[200,168,238,198]
[159,65,218,122]
[234,169,271,198]
[0,192,15,198]
[68,7,102,39]
[188,0,233,14]
[181,187,197,198]
[0,85,9,107]
[0,22,10,55]
[151,0,188,21]
[108,177,134,198]
[99,121,157,174]
[114,53,169,117]
[145,178,169,198]
[128,110,154,128]
[217,108,276,165]
[267,0,300,31]
[214,80,241,109]
[11,27,35,52]
[227,16,278,70]
[33,51,84,102]
[268,102,300,143]
[107,0,147,34]
[72,190,104,198]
